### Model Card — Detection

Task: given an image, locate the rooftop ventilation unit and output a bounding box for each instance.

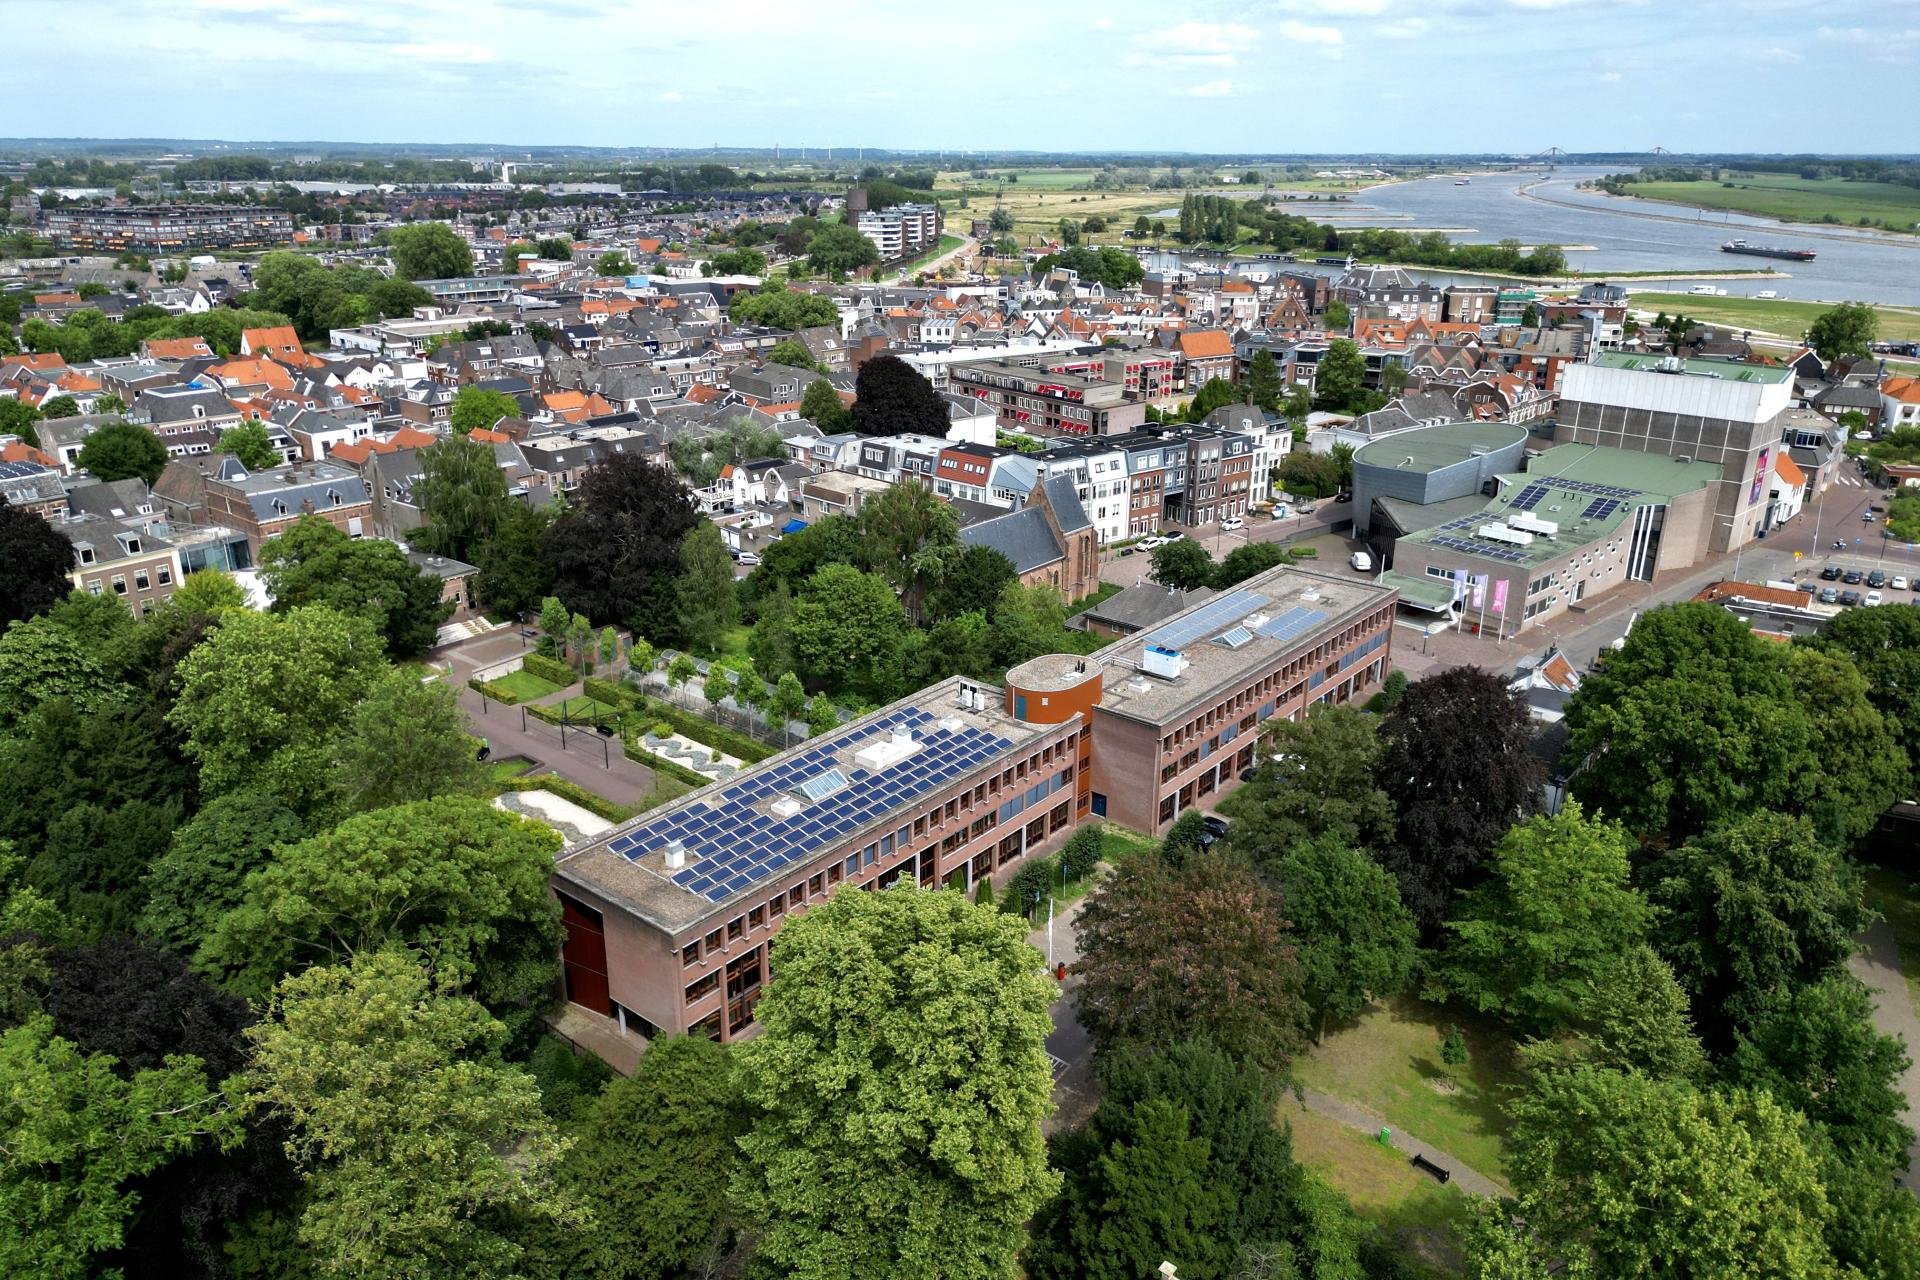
[663,840,687,870]
[1508,513,1559,536]
[1478,523,1534,546]
[855,729,921,772]
[1141,644,1187,680]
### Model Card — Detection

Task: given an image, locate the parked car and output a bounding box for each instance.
[1866,590,1884,607]
[1350,550,1374,572]
[1162,530,1186,542]
[737,552,760,567]
[1844,568,1865,584]
[1818,587,1840,604]
[1139,536,1167,550]
[1841,590,1864,607]
[1868,569,1888,588]
[1118,546,1135,557]
[1820,564,1843,580]
[1863,510,1876,523]
[1238,767,1258,783]
[1797,581,1817,594]
[1893,575,1911,591]
[1202,815,1230,839]
[1220,517,1245,532]
[1334,491,1353,504]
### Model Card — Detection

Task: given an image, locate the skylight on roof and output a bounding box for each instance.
[795,769,849,804]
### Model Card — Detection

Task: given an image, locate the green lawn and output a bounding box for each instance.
[1625,174,1920,233]
[1292,996,1520,1186]
[1630,293,1920,345]
[1284,1105,1469,1277]
[489,669,565,701]
[549,695,622,723]
[1093,822,1160,864]
[1865,864,1920,1008]
[892,234,965,277]
[704,625,754,665]
[485,756,535,788]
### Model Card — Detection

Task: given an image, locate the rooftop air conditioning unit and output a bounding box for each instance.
[663,840,688,870]
[1141,644,1187,680]
[1478,523,1534,546]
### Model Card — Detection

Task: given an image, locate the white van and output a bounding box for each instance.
[1350,550,1373,573]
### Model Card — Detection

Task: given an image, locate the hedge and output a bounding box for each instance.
[618,682,778,765]
[470,677,525,705]
[583,676,640,710]
[621,739,710,789]
[499,774,636,823]
[520,653,577,687]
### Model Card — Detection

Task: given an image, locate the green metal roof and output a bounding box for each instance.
[1381,570,1456,610]
[1398,443,1722,569]
[1591,352,1791,384]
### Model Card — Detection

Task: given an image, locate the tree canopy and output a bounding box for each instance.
[850,353,948,437]
[260,515,452,657]
[545,455,698,627]
[386,222,474,281]
[412,435,512,563]
[1807,301,1877,362]
[732,888,1059,1280]
[75,422,168,485]
[215,420,280,471]
[0,502,75,627]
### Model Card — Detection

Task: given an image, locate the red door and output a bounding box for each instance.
[557,894,612,1016]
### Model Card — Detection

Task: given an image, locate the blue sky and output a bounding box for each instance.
[5,0,1919,154]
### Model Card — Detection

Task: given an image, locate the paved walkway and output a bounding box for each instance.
[1848,919,1920,1192]
[459,685,659,811]
[1289,1090,1507,1198]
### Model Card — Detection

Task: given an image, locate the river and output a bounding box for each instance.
[1149,167,1920,307]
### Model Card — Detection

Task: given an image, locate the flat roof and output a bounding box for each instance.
[1353,420,1528,473]
[1089,564,1396,725]
[554,677,1050,933]
[1591,352,1791,385]
[1398,442,1721,569]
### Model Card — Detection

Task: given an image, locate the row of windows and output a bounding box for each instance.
[86,563,174,596]
[1158,609,1391,755]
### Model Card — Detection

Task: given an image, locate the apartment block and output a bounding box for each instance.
[42,204,294,252]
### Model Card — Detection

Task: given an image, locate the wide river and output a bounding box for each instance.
[1355,166,1920,307]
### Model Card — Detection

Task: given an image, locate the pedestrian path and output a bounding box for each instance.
[1848,919,1920,1192]
[1290,1091,1508,1199]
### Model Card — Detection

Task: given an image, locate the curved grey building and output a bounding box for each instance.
[1351,421,1530,538]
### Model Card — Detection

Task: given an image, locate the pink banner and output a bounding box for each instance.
[1492,578,1509,613]
[1470,574,1486,609]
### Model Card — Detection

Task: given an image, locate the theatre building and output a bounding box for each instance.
[552,564,1395,1046]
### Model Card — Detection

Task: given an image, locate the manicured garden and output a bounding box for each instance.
[480,668,566,702]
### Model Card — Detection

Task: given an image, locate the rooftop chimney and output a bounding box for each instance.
[663,840,687,871]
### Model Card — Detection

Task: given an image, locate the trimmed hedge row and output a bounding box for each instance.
[470,677,527,705]
[499,774,636,823]
[621,740,711,790]
[598,675,779,765]
[582,676,637,709]
[520,653,577,687]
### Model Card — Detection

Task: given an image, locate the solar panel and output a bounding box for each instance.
[1257,608,1328,647]
[1145,588,1272,651]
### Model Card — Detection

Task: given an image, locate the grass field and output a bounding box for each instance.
[892,233,965,278]
[1629,292,1920,345]
[488,669,565,701]
[1284,1106,1469,1277]
[548,695,622,722]
[1865,864,1920,1008]
[1293,996,1520,1185]
[1625,174,1920,233]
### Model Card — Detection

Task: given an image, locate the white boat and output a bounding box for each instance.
[1754,290,1778,299]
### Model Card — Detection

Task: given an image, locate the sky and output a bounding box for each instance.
[5,0,1920,154]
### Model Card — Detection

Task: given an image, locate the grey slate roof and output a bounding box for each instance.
[959,506,1062,574]
[1074,582,1216,631]
[1038,473,1092,533]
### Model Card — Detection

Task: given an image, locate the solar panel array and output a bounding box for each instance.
[1581,498,1622,521]
[1510,482,1552,511]
[1256,607,1329,646]
[1142,588,1271,651]
[606,707,1016,904]
[1552,477,1639,499]
[0,460,51,481]
[1429,534,1530,564]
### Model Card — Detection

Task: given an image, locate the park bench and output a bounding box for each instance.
[1409,1153,1451,1184]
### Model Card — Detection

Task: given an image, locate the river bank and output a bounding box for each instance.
[1524,181,1920,252]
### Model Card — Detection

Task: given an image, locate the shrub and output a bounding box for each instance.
[1004,858,1055,919]
[471,677,525,705]
[652,721,675,740]
[1440,1027,1469,1066]
[583,676,640,709]
[521,652,576,686]
[621,740,709,789]
[975,876,995,909]
[1058,829,1103,883]
[1364,669,1408,713]
[499,774,636,822]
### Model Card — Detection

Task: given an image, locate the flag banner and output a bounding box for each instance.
[1492,578,1509,613]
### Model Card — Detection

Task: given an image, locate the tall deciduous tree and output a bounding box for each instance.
[850,353,947,437]
[1807,301,1877,362]
[1809,604,1920,798]
[857,478,958,617]
[330,673,485,813]
[1311,338,1368,412]
[732,888,1059,1280]
[672,522,738,652]
[260,516,453,657]
[215,421,279,471]
[386,222,474,280]
[475,501,555,618]
[1375,666,1542,931]
[139,789,305,960]
[805,221,881,274]
[1784,644,1909,843]
[448,385,519,436]
[1505,1066,1836,1280]
[0,1017,236,1280]
[788,563,908,700]
[531,1036,747,1280]
[245,949,576,1279]
[1273,835,1417,1037]
[75,421,168,484]
[1150,538,1216,590]
[1644,812,1868,1035]
[927,545,1017,622]
[544,454,698,626]
[413,435,511,562]
[1247,347,1283,412]
[0,503,76,626]
[166,604,391,810]
[202,795,561,1029]
[1564,602,1816,842]
[799,377,851,432]
[1074,853,1309,1072]
[1221,704,1395,859]
[1439,802,1649,1034]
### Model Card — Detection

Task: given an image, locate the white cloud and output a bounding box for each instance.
[1271,0,1387,14]
[1184,79,1239,97]
[1278,19,1344,45]
[1376,17,1428,38]
[1598,70,1622,82]
[1756,46,1801,62]
[657,89,685,102]
[1150,21,1260,54]
[393,42,495,63]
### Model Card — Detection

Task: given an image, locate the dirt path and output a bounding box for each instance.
[1848,919,1920,1192]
